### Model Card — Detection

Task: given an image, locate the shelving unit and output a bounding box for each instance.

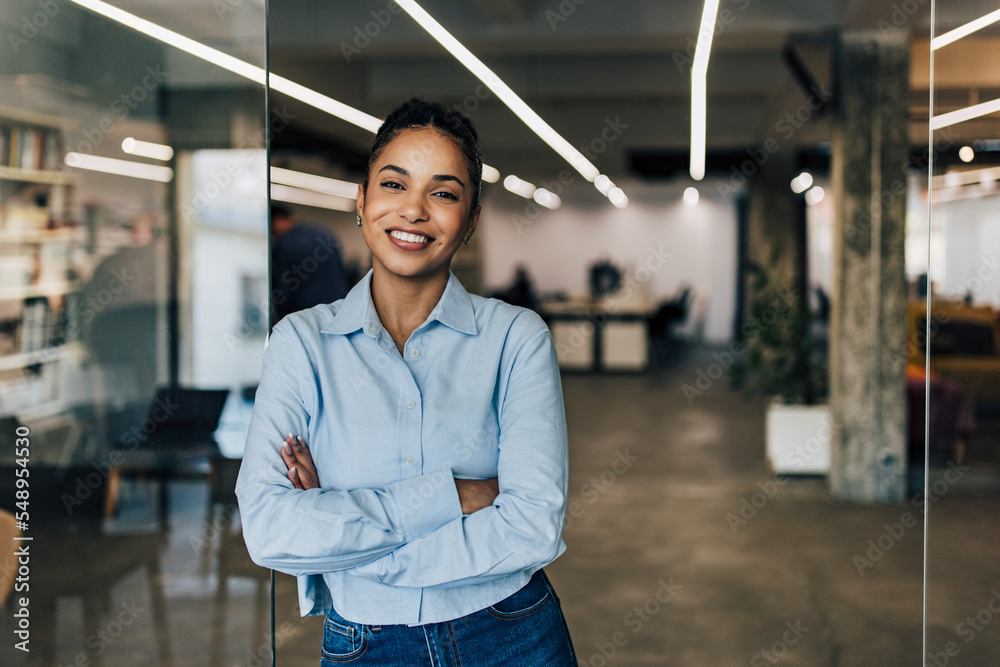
[0,107,83,418]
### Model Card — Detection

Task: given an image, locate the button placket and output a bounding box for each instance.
[399,369,422,476]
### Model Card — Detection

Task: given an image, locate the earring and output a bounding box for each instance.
[464,234,474,246]
[356,215,362,227]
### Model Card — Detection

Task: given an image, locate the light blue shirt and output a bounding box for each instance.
[236,270,568,625]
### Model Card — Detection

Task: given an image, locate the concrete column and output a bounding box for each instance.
[828,32,909,502]
[745,149,805,290]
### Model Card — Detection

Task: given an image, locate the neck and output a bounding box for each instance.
[370,265,450,348]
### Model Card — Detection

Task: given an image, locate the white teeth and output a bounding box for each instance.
[390,230,430,243]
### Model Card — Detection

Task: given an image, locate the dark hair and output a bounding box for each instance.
[271,203,293,220]
[363,98,483,210]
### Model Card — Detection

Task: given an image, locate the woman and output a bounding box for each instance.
[236,99,577,666]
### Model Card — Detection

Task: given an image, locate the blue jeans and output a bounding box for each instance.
[320,570,578,666]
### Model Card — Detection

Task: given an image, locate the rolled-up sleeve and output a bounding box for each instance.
[348,314,568,588]
[235,322,463,576]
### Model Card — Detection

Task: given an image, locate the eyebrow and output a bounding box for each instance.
[379,164,465,189]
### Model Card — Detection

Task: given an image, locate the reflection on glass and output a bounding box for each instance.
[0,1,268,665]
[924,4,1000,665]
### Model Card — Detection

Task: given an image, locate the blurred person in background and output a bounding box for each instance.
[270,203,351,324]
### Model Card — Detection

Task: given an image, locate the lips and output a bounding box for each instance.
[389,229,432,243]
[386,228,434,250]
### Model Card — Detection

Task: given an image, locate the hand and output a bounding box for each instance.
[280,433,319,490]
[455,478,499,514]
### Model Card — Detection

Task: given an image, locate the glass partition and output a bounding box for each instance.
[0,1,269,664]
[924,4,1000,665]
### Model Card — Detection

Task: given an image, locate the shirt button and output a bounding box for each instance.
[406,400,415,409]
[410,349,419,357]
[405,457,415,466]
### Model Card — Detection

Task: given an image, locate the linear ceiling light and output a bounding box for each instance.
[68,0,382,133]
[690,0,721,181]
[270,166,358,198]
[271,184,355,212]
[533,188,562,210]
[503,175,537,199]
[931,97,1000,130]
[65,152,173,182]
[70,0,505,195]
[395,0,600,183]
[931,165,1000,189]
[122,138,173,161]
[931,8,1000,50]
[267,75,382,132]
[609,187,629,209]
[482,164,501,184]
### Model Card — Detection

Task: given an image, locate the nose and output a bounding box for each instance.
[397,189,428,224]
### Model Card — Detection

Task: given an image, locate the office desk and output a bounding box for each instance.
[541,297,654,372]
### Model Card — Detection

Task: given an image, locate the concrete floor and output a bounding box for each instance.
[5,347,1000,666]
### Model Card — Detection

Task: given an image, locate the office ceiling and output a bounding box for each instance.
[118,0,1000,183]
[260,0,1000,184]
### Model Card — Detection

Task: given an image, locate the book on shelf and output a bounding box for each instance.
[18,297,66,357]
[0,124,63,171]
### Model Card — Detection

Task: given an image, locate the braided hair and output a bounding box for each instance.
[363,98,484,210]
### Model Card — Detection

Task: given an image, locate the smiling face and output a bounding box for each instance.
[357,127,480,285]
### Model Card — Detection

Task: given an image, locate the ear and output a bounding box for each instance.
[467,205,481,237]
[356,183,365,218]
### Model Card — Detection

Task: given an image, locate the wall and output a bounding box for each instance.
[478,176,738,343]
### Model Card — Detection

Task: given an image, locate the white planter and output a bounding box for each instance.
[765,403,833,475]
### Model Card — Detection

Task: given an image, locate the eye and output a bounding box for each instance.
[434,191,459,201]
[380,180,404,190]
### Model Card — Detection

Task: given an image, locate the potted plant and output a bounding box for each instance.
[730,261,831,475]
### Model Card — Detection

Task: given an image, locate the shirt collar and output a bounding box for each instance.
[321,269,478,337]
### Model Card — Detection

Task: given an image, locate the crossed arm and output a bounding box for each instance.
[280,433,500,514]
[237,313,568,587]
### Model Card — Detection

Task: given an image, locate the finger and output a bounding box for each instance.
[295,436,316,468]
[280,441,296,468]
[282,434,310,467]
[288,466,303,489]
[296,455,318,487]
